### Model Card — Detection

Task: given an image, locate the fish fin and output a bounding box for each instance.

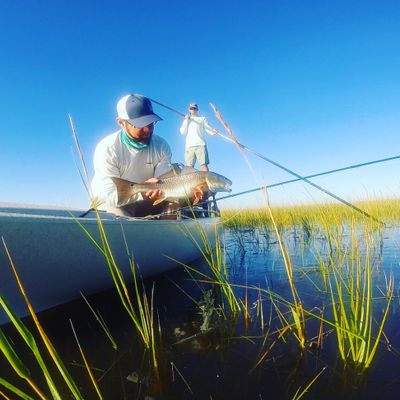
[152,195,167,206]
[180,166,198,175]
[111,177,138,206]
[156,163,183,179]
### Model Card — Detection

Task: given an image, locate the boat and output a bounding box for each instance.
[0,203,220,325]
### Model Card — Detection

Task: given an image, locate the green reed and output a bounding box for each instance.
[75,212,159,368]
[69,320,103,399]
[70,114,159,366]
[290,366,327,400]
[80,292,118,351]
[0,239,88,400]
[210,107,308,348]
[172,221,242,316]
[221,198,400,230]
[317,219,394,369]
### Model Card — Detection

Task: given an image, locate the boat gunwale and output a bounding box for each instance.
[0,211,219,225]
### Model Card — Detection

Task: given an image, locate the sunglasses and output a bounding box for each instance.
[125,120,157,129]
[189,107,198,110]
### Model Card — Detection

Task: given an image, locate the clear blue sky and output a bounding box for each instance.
[1,0,399,209]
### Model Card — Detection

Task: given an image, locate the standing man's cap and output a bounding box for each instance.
[117,94,162,128]
[189,102,198,109]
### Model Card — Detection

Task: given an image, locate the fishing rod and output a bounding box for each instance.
[217,154,400,202]
[150,98,187,118]
[154,153,400,217]
[150,98,385,225]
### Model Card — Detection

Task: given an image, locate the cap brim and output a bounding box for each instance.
[127,113,162,128]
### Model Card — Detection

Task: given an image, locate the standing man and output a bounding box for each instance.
[180,102,217,172]
[91,93,172,216]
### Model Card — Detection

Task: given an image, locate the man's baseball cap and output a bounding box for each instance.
[117,94,162,128]
[189,102,198,109]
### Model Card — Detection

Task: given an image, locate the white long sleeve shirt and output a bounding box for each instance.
[179,116,215,147]
[91,130,172,206]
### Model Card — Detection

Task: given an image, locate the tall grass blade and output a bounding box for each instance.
[0,329,31,380]
[1,238,84,399]
[291,366,327,400]
[0,296,61,400]
[0,377,35,400]
[80,292,117,350]
[0,330,49,400]
[70,320,103,399]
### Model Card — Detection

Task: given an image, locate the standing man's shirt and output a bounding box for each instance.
[180,116,215,147]
[91,131,172,207]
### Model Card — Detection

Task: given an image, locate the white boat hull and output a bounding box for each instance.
[0,205,219,324]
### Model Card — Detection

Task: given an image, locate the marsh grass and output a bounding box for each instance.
[319,220,394,369]
[222,199,394,367]
[290,366,327,400]
[70,114,161,371]
[80,292,118,351]
[221,198,400,230]
[0,227,163,399]
[211,106,309,349]
[254,196,308,349]
[75,212,159,369]
[173,221,242,316]
[244,209,394,374]
[69,320,103,399]
[0,238,87,400]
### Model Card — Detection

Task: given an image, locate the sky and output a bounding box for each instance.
[1,0,399,210]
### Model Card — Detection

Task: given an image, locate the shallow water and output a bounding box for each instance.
[1,225,400,399]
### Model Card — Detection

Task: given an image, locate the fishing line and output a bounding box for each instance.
[150,98,387,226]
[217,154,400,201]
[154,152,399,216]
[210,103,385,225]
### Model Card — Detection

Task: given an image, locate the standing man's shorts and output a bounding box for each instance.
[185,145,209,167]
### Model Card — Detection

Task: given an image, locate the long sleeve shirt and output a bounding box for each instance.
[179,116,215,147]
[91,130,172,206]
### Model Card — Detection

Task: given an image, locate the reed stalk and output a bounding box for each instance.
[177,221,241,315]
[69,320,103,399]
[0,238,84,400]
[70,114,159,361]
[80,292,118,351]
[75,213,159,364]
[0,329,47,400]
[320,219,393,369]
[0,377,36,400]
[290,366,327,400]
[211,105,307,348]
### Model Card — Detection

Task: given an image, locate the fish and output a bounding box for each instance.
[111,167,232,206]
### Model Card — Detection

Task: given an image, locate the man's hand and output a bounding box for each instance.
[143,177,163,201]
[191,183,209,205]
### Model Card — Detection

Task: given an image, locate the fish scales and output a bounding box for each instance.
[111,170,231,206]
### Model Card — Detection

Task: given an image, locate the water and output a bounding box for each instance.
[1,226,400,399]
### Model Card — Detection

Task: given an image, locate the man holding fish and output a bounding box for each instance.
[91,94,172,216]
[91,94,231,217]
